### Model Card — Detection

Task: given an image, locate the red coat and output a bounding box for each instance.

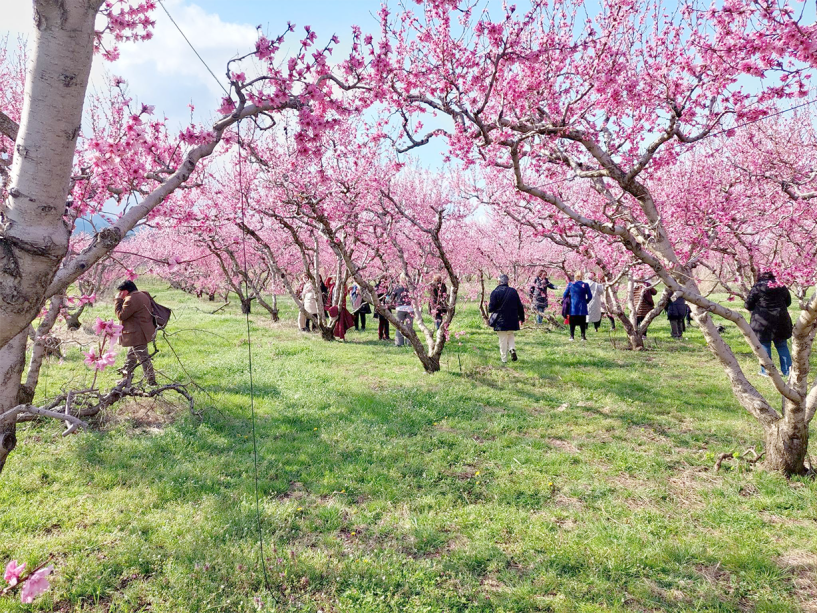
[333,288,354,339]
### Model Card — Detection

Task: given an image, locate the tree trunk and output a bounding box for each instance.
[65,302,86,330]
[0,1,100,349]
[764,413,809,476]
[240,298,252,314]
[319,324,335,341]
[417,352,440,374]
[0,332,29,474]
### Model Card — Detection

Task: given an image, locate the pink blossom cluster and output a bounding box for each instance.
[4,560,54,604]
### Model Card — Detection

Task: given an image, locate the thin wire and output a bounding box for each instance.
[703,97,817,141]
[156,0,229,95]
[236,119,271,592]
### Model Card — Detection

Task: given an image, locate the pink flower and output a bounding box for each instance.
[79,294,97,306]
[4,560,25,587]
[92,318,124,341]
[83,348,118,371]
[20,565,53,603]
[167,255,181,272]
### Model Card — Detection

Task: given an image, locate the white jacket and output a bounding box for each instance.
[586,281,604,322]
[301,284,319,314]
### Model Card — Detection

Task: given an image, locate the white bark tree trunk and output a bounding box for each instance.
[0,332,30,472]
[0,0,101,349]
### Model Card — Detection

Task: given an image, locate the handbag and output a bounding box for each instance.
[487,288,510,328]
[561,288,572,319]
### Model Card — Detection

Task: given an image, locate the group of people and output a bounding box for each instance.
[488,269,794,377]
[488,270,690,364]
[109,267,795,385]
[296,273,449,346]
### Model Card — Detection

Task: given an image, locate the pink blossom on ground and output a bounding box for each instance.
[4,560,25,587]
[19,565,53,604]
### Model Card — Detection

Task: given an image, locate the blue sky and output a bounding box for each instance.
[1,1,391,131]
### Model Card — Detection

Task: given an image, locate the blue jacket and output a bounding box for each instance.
[563,281,593,317]
[488,284,525,331]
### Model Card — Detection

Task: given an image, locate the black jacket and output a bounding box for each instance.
[745,276,792,343]
[488,283,525,331]
[666,296,687,320]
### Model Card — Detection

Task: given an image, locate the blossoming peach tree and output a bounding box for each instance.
[0,1,371,473]
[363,0,817,474]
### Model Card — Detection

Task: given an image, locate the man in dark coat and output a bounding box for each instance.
[488,274,525,363]
[115,280,157,386]
[666,292,688,339]
[745,272,793,376]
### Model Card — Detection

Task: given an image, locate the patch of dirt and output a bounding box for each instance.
[696,562,736,594]
[547,438,579,454]
[628,424,673,446]
[480,576,507,593]
[761,513,816,528]
[553,493,584,510]
[778,550,817,612]
[107,396,186,431]
[666,469,710,510]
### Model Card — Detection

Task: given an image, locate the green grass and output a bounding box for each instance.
[2,282,816,612]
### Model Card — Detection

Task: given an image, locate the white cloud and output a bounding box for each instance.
[1,1,255,125]
[107,0,256,98]
[0,1,33,35]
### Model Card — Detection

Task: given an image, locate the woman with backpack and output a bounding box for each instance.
[745,272,793,377]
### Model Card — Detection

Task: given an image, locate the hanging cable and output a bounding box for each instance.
[236,119,272,592]
[156,0,229,95]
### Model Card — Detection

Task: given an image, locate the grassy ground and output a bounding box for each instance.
[2,282,816,612]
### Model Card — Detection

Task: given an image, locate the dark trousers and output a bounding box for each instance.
[354,311,366,331]
[669,318,684,338]
[378,316,390,340]
[124,344,155,384]
[636,315,650,336]
[569,315,587,339]
[592,320,601,331]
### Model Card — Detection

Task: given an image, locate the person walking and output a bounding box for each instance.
[114,280,157,386]
[666,292,687,339]
[529,270,557,325]
[563,271,593,341]
[428,274,449,330]
[745,271,793,377]
[585,271,604,331]
[391,274,414,347]
[375,275,391,340]
[488,274,525,363]
[633,278,658,336]
[298,274,319,332]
